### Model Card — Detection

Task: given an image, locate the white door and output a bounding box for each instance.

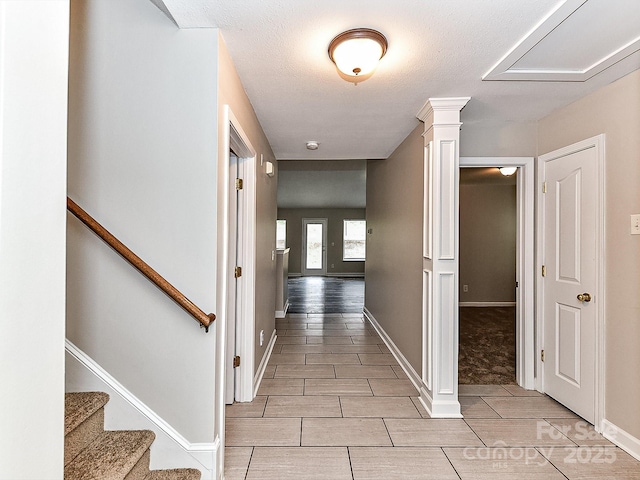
[302,218,327,276]
[541,142,598,423]
[225,152,244,404]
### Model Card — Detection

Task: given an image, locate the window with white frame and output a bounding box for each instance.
[276,219,286,249]
[343,219,366,261]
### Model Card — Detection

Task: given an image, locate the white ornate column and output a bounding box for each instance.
[417,97,470,417]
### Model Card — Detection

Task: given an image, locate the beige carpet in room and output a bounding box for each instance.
[458,306,516,385]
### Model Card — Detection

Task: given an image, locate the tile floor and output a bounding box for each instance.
[225,313,640,479]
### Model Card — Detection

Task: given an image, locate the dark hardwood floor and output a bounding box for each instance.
[287,276,364,314]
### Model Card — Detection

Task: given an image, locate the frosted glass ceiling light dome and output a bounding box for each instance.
[499,167,517,176]
[328,28,388,84]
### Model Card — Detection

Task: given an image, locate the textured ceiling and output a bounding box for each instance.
[155,0,640,160]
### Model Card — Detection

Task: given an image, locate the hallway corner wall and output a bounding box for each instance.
[538,69,640,443]
[365,123,424,373]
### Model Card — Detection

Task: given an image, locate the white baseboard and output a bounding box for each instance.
[275,300,289,318]
[459,302,516,307]
[254,329,277,397]
[363,308,424,396]
[601,419,640,461]
[65,340,217,479]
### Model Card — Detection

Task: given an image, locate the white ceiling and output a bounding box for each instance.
[154,0,640,161]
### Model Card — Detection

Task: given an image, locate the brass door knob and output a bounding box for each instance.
[577,293,592,302]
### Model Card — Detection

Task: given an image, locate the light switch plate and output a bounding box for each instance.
[631,214,640,235]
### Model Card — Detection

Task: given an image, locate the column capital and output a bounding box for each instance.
[416,97,471,124]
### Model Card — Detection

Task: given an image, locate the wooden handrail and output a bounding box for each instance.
[67,197,215,332]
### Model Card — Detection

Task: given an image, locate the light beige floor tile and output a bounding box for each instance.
[306,353,361,364]
[285,313,308,319]
[267,353,306,365]
[305,317,353,324]
[358,353,397,365]
[411,397,430,418]
[460,396,500,418]
[274,364,335,378]
[545,418,613,446]
[540,446,640,479]
[341,396,421,418]
[391,366,409,380]
[368,378,418,396]
[330,344,383,354]
[466,419,575,447]
[351,335,385,345]
[307,336,354,345]
[246,447,352,480]
[276,322,309,329]
[280,344,332,354]
[226,396,267,418]
[335,365,398,379]
[225,418,301,446]
[502,384,543,396]
[271,343,283,354]
[262,365,276,379]
[302,418,392,446]
[483,396,578,419]
[224,447,253,480]
[444,446,566,479]
[304,378,373,396]
[275,336,307,345]
[289,329,357,337]
[257,378,304,396]
[349,447,460,480]
[345,323,375,330]
[264,395,342,417]
[342,313,365,318]
[459,384,512,397]
[307,313,344,318]
[385,419,483,446]
[378,344,391,354]
[307,323,349,329]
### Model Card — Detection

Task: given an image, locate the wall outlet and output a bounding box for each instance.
[463,284,469,292]
[331,264,335,269]
[631,214,640,235]
[260,330,264,347]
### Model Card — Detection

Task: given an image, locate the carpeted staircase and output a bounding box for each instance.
[65,392,201,480]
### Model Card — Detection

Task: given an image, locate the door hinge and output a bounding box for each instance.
[542,265,546,277]
[235,178,243,190]
[515,281,519,288]
[542,182,547,193]
[234,266,242,278]
[233,355,241,368]
[541,350,545,362]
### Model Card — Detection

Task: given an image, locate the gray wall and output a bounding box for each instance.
[67,0,219,442]
[218,33,278,377]
[365,123,424,372]
[538,69,640,442]
[278,208,366,276]
[459,184,516,303]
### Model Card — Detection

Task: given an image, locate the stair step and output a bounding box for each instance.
[144,469,201,480]
[64,429,155,480]
[65,392,110,465]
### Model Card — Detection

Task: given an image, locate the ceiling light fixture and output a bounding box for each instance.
[499,167,517,176]
[328,28,388,84]
[306,141,319,150]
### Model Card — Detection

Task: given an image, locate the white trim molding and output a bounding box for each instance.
[65,340,217,479]
[601,419,640,462]
[253,329,277,397]
[459,302,517,307]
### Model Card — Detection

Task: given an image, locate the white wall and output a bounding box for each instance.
[0,1,69,478]
[67,0,218,442]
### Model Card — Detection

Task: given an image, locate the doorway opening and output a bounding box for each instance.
[459,157,535,391]
[458,166,518,385]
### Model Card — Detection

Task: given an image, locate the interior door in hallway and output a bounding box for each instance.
[302,218,327,276]
[225,151,244,404]
[541,142,599,424]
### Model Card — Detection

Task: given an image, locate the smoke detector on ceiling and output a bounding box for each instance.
[306,141,319,150]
